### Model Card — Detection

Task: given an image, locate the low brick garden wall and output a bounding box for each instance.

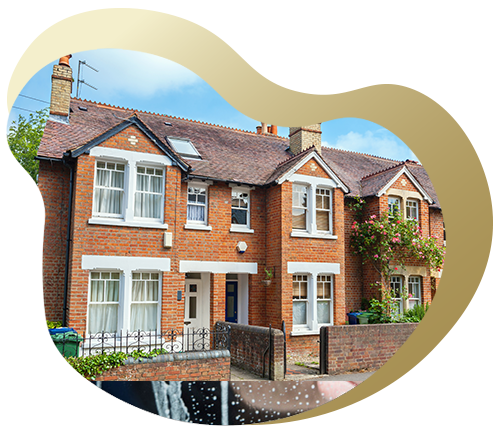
[217,321,285,381]
[320,323,419,374]
[94,350,231,381]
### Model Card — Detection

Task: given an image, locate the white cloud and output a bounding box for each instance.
[76,49,202,99]
[325,130,418,162]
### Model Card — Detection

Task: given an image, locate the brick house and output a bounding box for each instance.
[38,56,444,354]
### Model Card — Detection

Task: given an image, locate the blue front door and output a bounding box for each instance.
[225,281,238,323]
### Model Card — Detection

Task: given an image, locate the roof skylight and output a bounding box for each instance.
[168,137,201,159]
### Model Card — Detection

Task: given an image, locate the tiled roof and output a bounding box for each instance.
[38,98,441,209]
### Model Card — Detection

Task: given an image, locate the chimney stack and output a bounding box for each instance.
[50,55,73,122]
[289,124,322,155]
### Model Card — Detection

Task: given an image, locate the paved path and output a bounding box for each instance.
[230,364,375,382]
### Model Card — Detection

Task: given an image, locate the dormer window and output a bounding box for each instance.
[168,137,201,159]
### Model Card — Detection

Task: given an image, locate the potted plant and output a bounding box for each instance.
[262,267,273,286]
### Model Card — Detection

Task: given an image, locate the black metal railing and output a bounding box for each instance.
[52,325,231,357]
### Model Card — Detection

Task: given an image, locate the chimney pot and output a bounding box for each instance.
[256,125,262,134]
[270,125,278,135]
[59,54,72,67]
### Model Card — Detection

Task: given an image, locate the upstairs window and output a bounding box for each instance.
[406,199,419,220]
[187,185,208,224]
[134,166,164,219]
[292,184,308,230]
[388,197,401,219]
[93,161,125,217]
[231,190,250,227]
[315,188,331,232]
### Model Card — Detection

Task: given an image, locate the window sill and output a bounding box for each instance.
[291,231,337,240]
[88,218,168,229]
[184,224,212,231]
[230,226,255,234]
[291,329,320,336]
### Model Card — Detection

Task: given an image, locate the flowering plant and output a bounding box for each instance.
[349,196,445,286]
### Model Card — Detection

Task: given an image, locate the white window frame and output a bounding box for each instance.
[292,274,309,329]
[315,188,333,234]
[130,271,162,333]
[390,275,404,315]
[408,275,422,309]
[292,184,309,231]
[290,176,336,239]
[388,196,401,219]
[316,274,333,326]
[133,164,165,221]
[406,199,419,221]
[184,181,213,231]
[88,148,171,229]
[87,271,122,335]
[288,263,339,335]
[92,160,126,219]
[229,185,254,233]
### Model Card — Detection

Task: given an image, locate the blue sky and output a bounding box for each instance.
[7,49,417,162]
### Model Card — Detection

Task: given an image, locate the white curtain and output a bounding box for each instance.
[135,174,162,218]
[88,279,119,334]
[187,204,205,222]
[94,168,124,215]
[130,280,158,331]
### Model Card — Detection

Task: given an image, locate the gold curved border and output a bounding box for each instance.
[7,9,493,424]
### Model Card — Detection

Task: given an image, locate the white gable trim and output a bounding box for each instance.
[376,166,433,203]
[276,152,349,193]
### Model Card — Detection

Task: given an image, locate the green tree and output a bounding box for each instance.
[7,108,48,183]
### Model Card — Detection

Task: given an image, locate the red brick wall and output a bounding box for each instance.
[38,160,71,322]
[321,323,419,374]
[94,351,230,381]
[219,322,284,380]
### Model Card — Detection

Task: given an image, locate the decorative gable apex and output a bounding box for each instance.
[376,165,433,203]
[66,115,189,172]
[272,149,349,193]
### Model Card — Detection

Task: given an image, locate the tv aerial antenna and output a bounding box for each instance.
[76,60,99,98]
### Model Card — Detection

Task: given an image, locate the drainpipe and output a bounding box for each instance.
[62,152,75,327]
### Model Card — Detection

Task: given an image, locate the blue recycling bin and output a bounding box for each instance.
[347,312,363,325]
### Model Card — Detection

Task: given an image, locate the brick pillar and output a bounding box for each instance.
[210,273,226,327]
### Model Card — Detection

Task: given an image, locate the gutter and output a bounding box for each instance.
[61,152,75,327]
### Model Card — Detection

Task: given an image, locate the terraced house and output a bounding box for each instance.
[38,56,445,353]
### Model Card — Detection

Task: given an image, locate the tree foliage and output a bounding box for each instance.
[7,108,48,183]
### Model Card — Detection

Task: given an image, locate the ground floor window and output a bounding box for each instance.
[130,272,160,332]
[88,271,120,334]
[408,276,422,309]
[87,270,161,335]
[292,273,334,332]
[390,275,404,314]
